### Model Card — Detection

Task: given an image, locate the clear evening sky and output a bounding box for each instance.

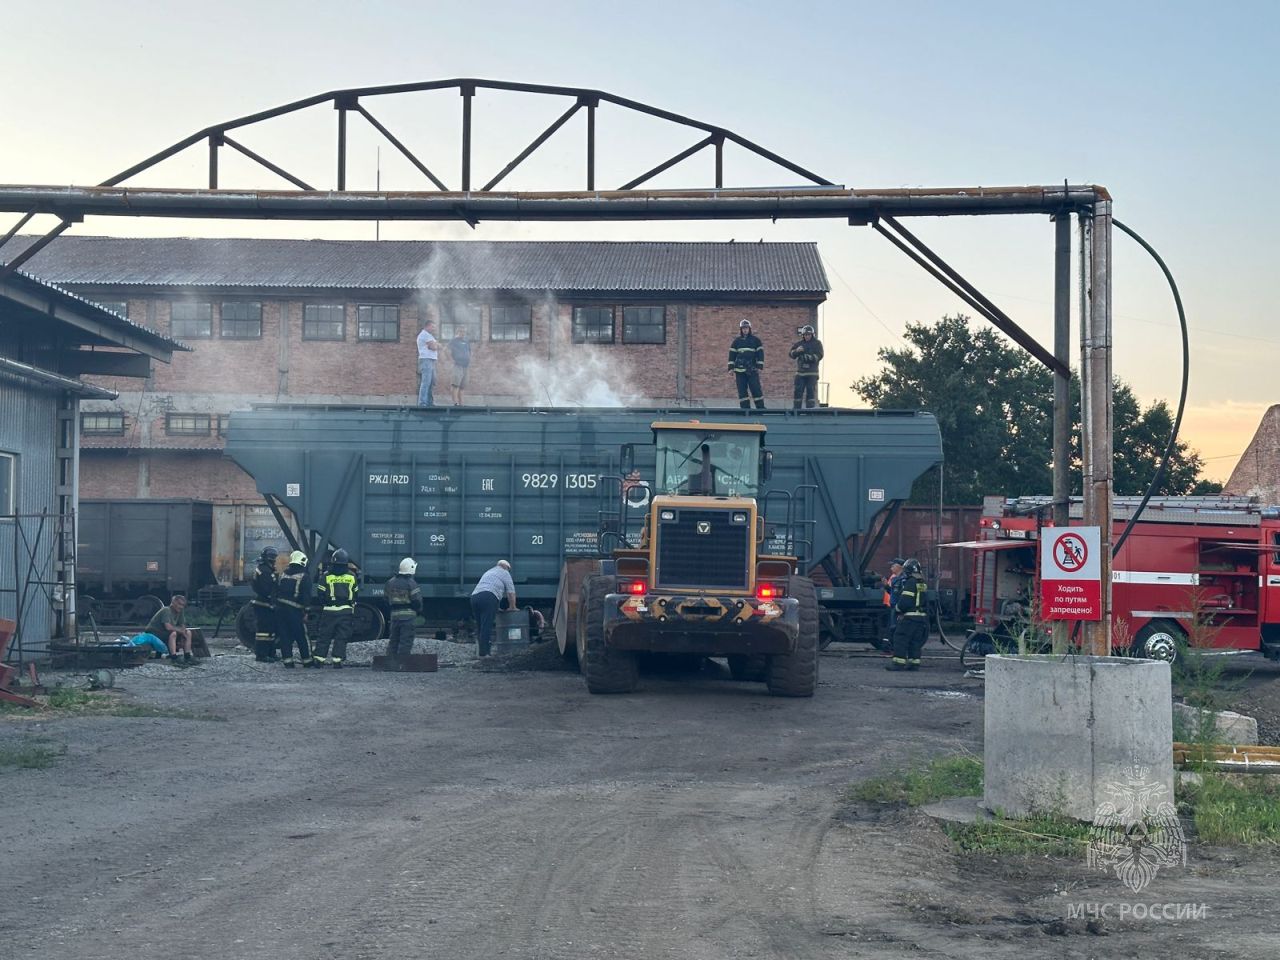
[2,0,1276,482]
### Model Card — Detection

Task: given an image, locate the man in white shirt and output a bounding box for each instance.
[470,559,516,656]
[416,317,439,407]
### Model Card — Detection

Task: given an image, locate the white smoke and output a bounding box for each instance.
[413,244,646,408]
[516,335,642,407]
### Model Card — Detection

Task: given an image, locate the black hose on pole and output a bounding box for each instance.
[1109,218,1190,557]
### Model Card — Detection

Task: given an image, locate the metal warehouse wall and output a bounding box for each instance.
[0,375,60,656]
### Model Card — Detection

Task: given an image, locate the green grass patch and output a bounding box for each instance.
[944,814,1094,857]
[847,754,984,806]
[28,687,222,721]
[0,740,65,770]
[1179,774,1280,845]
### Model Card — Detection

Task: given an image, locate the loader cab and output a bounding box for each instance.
[647,421,770,498]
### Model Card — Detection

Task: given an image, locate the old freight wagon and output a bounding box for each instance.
[224,405,942,642]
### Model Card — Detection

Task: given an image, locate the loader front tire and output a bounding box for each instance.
[766,576,819,697]
[578,575,638,695]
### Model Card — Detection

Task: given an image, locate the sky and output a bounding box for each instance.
[2,0,1277,482]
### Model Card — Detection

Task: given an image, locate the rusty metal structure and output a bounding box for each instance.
[0,78,1118,653]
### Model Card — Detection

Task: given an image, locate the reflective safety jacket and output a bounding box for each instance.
[788,337,824,375]
[251,561,277,609]
[728,333,765,373]
[318,566,358,612]
[895,575,928,618]
[275,565,311,609]
[384,574,423,620]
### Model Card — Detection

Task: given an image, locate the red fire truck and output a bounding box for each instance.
[950,496,1280,663]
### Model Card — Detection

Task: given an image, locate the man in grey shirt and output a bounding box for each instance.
[470,559,516,656]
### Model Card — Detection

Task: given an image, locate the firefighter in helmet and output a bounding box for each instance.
[250,546,279,662]
[384,557,423,658]
[887,558,929,671]
[313,548,358,668]
[728,318,766,410]
[274,550,313,668]
[788,324,823,409]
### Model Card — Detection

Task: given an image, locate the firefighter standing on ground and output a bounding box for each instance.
[250,546,279,662]
[728,319,766,410]
[274,550,313,668]
[887,559,929,671]
[313,549,358,668]
[789,324,823,409]
[385,557,423,658]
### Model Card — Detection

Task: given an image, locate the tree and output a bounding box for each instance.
[853,315,1219,503]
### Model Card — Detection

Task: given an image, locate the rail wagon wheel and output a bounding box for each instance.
[352,603,387,645]
[766,576,819,697]
[235,604,257,650]
[727,655,767,682]
[1132,621,1182,663]
[131,594,164,625]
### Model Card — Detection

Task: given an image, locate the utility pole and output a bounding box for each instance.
[1079,201,1114,655]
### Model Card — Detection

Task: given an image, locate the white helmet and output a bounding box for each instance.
[288,550,308,566]
[398,557,418,575]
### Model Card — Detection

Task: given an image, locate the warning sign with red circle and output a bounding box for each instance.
[1040,526,1102,621]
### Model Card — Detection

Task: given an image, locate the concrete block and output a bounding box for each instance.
[984,654,1174,821]
[1173,702,1258,745]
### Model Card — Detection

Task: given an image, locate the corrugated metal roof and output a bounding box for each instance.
[1,268,187,352]
[5,236,830,295]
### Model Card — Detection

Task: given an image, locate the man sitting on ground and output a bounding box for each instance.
[145,595,197,666]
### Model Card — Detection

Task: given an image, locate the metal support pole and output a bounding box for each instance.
[1080,202,1114,655]
[1051,212,1071,653]
[460,85,474,192]
[337,106,348,191]
[714,136,724,189]
[208,134,220,189]
[586,101,595,190]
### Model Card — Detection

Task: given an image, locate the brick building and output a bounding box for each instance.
[13,237,829,508]
[1224,404,1280,503]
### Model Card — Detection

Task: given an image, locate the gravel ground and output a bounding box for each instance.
[3,639,1278,960]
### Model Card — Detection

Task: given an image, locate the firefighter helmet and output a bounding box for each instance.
[739,318,752,329]
[288,550,308,566]
[332,548,350,565]
[398,557,418,575]
[902,558,923,577]
[259,546,279,562]
[800,324,815,336]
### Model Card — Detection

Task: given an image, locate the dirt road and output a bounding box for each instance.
[2,643,1276,959]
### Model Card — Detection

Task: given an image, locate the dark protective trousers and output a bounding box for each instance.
[793,374,818,409]
[251,603,276,660]
[734,371,765,410]
[314,609,354,662]
[892,616,929,664]
[386,617,416,657]
[471,591,500,657]
[275,607,311,663]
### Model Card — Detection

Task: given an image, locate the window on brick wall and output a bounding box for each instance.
[166,413,212,436]
[358,304,401,342]
[221,301,263,339]
[81,413,126,436]
[94,300,129,318]
[303,304,346,340]
[490,304,532,342]
[0,451,15,516]
[216,415,232,438]
[622,306,666,344]
[170,301,213,339]
[572,306,614,343]
[440,303,482,341]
